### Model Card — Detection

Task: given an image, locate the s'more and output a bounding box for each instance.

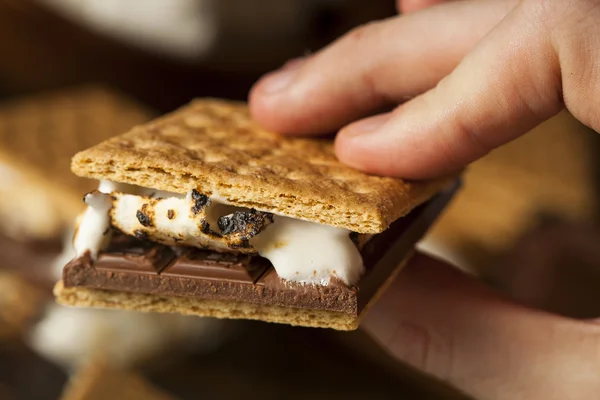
[56,99,460,330]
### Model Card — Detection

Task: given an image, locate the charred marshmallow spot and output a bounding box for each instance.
[218,210,273,238]
[190,189,210,214]
[136,204,154,227]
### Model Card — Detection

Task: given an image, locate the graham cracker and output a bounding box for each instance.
[0,85,153,239]
[72,99,451,233]
[0,272,44,340]
[60,358,176,400]
[54,255,408,331]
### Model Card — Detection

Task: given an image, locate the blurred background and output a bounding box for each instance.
[0,0,599,399]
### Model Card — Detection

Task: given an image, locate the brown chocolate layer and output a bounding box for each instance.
[63,182,459,315]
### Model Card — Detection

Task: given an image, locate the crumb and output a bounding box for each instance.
[167,209,175,219]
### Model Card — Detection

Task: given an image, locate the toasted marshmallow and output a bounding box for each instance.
[74,181,364,285]
[109,190,272,252]
[250,217,364,285]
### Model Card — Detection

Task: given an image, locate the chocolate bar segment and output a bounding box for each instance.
[63,182,459,316]
[95,238,174,276]
[161,250,269,283]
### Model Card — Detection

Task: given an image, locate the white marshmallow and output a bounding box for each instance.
[250,217,363,285]
[73,191,112,259]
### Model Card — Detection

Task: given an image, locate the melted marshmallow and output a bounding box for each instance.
[110,191,230,251]
[74,181,365,285]
[73,181,176,258]
[250,217,363,285]
[73,191,112,259]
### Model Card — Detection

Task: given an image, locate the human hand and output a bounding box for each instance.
[249,0,600,179]
[361,251,600,399]
[249,0,600,397]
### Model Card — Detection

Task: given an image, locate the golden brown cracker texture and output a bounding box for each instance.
[72,99,452,233]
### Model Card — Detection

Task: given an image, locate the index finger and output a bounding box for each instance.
[249,0,516,136]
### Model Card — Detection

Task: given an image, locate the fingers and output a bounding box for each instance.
[362,253,600,399]
[397,0,452,14]
[335,0,566,179]
[249,0,516,135]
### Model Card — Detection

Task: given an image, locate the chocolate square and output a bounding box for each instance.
[160,250,269,284]
[96,236,175,275]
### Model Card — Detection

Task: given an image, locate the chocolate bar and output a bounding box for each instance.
[62,183,458,319]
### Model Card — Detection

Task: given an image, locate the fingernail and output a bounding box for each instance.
[343,113,391,137]
[258,68,298,94]
[258,56,308,95]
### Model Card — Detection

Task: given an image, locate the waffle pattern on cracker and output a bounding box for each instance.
[0,86,152,197]
[73,99,451,233]
[0,86,153,236]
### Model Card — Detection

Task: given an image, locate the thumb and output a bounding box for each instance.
[362,252,600,399]
[335,1,564,179]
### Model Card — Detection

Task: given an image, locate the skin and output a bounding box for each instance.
[248,0,600,398]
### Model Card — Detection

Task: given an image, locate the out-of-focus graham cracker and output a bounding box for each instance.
[72,99,452,233]
[60,358,176,400]
[0,85,153,238]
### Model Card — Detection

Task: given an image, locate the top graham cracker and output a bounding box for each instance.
[72,99,452,233]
